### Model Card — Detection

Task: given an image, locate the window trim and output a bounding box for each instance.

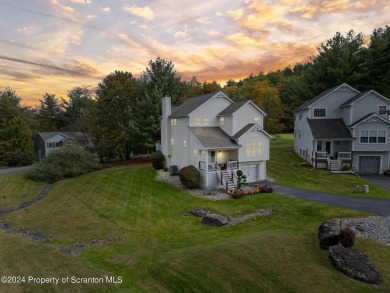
[378,105,387,115]
[360,129,386,144]
[245,140,264,158]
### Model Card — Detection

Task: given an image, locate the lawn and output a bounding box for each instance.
[268,134,390,198]
[0,166,389,292]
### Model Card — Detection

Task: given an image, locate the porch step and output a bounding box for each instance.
[329,160,341,171]
[218,170,236,190]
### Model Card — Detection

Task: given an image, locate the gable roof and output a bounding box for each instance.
[231,123,273,141]
[217,100,267,117]
[189,127,239,149]
[37,132,88,141]
[293,83,359,112]
[348,113,390,128]
[341,90,390,107]
[170,91,231,118]
[307,119,353,140]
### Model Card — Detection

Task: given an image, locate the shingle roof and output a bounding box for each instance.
[293,83,359,112]
[231,123,273,141]
[37,132,88,141]
[170,92,221,117]
[348,113,390,127]
[217,100,248,115]
[189,127,239,149]
[307,119,353,140]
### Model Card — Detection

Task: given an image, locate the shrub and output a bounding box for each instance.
[28,146,101,183]
[339,227,356,247]
[1,150,36,167]
[179,165,200,189]
[150,151,165,170]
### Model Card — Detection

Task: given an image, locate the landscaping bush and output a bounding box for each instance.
[28,146,101,183]
[339,227,356,247]
[179,165,200,189]
[150,151,165,170]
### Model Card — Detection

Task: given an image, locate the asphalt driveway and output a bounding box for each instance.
[0,166,30,176]
[361,175,390,192]
[266,181,390,217]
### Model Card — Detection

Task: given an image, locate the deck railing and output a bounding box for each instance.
[199,161,217,172]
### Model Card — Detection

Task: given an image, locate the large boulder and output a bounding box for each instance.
[329,246,383,284]
[190,208,208,218]
[318,218,340,249]
[201,214,229,226]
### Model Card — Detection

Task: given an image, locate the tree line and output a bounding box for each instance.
[1,26,389,165]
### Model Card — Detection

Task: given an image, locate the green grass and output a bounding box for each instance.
[268,134,390,198]
[1,166,389,292]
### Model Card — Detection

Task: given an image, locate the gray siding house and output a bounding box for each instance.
[34,132,90,160]
[294,83,390,174]
[160,91,272,189]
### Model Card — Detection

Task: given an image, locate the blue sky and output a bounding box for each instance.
[0,0,389,105]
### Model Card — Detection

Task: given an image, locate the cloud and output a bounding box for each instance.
[101,7,110,12]
[69,0,92,4]
[51,0,74,13]
[17,25,41,35]
[124,5,155,20]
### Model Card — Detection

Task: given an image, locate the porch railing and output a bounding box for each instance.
[199,161,217,172]
[338,152,352,161]
[227,161,238,170]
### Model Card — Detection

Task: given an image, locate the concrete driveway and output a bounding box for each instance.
[362,175,390,192]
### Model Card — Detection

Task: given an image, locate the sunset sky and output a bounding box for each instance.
[0,0,389,106]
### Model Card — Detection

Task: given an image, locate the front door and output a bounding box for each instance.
[326,141,331,155]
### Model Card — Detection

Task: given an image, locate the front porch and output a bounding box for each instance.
[197,149,239,190]
[312,151,352,171]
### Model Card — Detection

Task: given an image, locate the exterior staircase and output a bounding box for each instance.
[329,159,341,171]
[217,170,236,191]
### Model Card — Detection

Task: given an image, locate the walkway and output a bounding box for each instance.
[266,181,390,217]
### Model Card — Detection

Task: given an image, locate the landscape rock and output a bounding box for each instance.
[318,218,340,249]
[329,246,383,284]
[201,213,229,226]
[190,208,209,217]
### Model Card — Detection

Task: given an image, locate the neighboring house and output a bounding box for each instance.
[34,132,91,160]
[160,91,272,189]
[294,83,390,174]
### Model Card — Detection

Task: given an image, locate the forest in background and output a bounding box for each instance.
[0,26,389,165]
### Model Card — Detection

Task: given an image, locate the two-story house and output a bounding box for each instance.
[160,91,272,189]
[294,83,390,174]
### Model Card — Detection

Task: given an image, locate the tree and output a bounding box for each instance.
[94,70,140,161]
[61,87,95,132]
[304,30,366,94]
[202,81,222,93]
[35,93,64,131]
[365,26,390,96]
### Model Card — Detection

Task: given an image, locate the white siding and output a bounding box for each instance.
[169,117,190,168]
[237,131,270,162]
[294,109,314,162]
[353,121,390,152]
[189,97,231,127]
[232,103,264,135]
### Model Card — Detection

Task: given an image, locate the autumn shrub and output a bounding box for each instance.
[28,146,101,183]
[179,165,200,189]
[339,227,356,247]
[150,151,165,170]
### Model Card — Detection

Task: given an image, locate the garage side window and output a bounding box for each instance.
[245,141,263,157]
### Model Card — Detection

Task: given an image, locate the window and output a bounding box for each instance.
[378,130,386,143]
[170,118,176,126]
[183,140,187,148]
[378,106,387,115]
[254,116,260,124]
[219,117,224,126]
[194,118,201,126]
[193,150,197,158]
[171,138,174,146]
[245,141,263,158]
[314,108,326,117]
[203,118,209,126]
[316,141,322,151]
[360,130,386,143]
[360,131,368,143]
[369,130,377,143]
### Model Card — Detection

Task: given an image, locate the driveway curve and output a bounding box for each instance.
[266,181,390,217]
[0,166,30,176]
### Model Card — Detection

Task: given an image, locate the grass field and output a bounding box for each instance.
[0,138,389,292]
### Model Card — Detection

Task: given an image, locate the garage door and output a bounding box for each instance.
[359,156,380,174]
[241,164,258,182]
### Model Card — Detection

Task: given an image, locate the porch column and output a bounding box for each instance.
[205,149,209,187]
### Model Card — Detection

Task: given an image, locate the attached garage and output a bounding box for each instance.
[241,164,259,182]
[359,156,380,174]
